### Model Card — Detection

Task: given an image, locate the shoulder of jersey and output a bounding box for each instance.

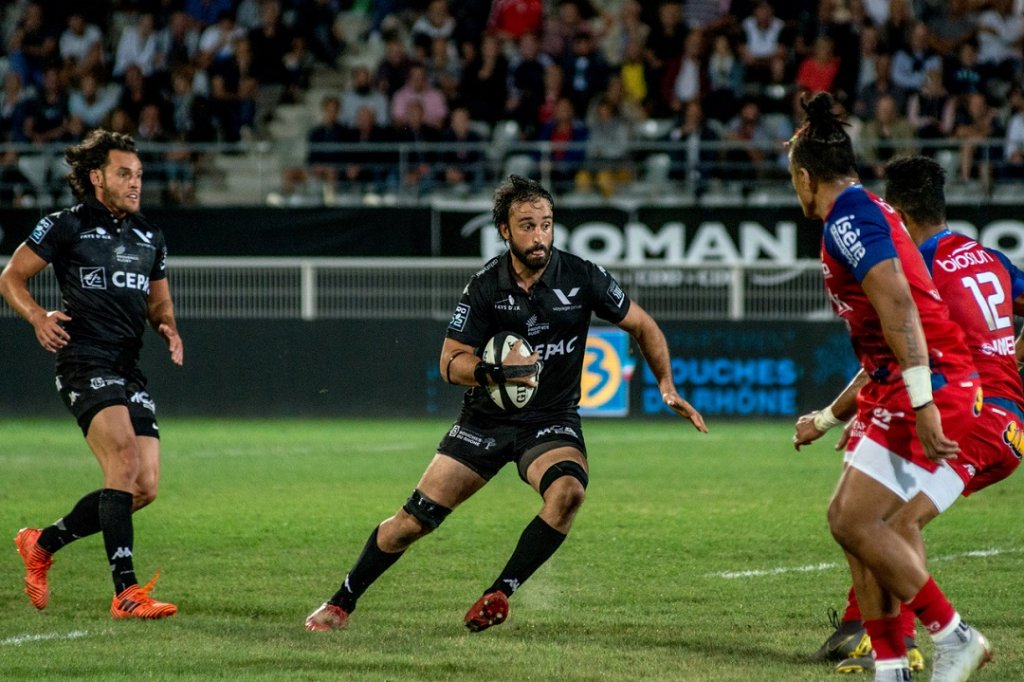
[130,211,159,232]
[474,255,502,279]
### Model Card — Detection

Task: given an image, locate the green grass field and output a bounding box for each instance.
[1,418,1022,681]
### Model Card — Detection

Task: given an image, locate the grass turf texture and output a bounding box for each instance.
[1,418,1022,681]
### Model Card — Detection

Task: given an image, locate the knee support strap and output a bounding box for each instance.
[402,489,452,530]
[538,460,589,496]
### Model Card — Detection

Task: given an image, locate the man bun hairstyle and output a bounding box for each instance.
[65,129,137,201]
[884,155,946,226]
[790,92,857,182]
[492,175,554,235]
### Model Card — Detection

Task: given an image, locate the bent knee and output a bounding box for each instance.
[132,485,158,510]
[543,477,587,515]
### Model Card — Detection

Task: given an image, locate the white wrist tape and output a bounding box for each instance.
[812,406,843,432]
[902,365,933,409]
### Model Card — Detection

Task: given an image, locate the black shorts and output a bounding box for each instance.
[437,407,586,481]
[55,346,159,438]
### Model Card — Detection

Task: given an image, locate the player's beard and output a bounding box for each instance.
[509,241,551,272]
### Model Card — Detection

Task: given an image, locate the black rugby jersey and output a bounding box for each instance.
[24,197,167,353]
[446,248,631,415]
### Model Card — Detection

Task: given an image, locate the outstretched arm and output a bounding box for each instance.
[616,301,707,432]
[0,243,70,353]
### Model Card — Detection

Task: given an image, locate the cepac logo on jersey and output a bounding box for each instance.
[580,328,634,417]
[80,266,107,289]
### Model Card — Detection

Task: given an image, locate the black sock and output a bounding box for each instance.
[37,490,104,553]
[98,488,136,594]
[487,516,567,597]
[328,526,404,613]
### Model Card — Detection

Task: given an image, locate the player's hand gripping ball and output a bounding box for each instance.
[482,331,541,410]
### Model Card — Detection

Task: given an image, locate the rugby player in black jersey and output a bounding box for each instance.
[0,130,181,619]
[306,175,707,633]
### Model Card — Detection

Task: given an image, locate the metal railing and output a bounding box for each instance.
[0,257,830,322]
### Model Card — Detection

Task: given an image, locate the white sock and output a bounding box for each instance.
[932,612,964,643]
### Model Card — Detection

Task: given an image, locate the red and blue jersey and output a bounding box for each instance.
[918,230,1024,413]
[820,186,975,387]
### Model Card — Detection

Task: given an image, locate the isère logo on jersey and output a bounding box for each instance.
[828,213,867,267]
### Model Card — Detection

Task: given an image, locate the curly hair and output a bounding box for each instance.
[788,92,857,182]
[64,129,137,201]
[884,155,946,226]
[491,175,554,234]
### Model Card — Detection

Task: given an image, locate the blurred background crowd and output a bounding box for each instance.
[2,0,1024,207]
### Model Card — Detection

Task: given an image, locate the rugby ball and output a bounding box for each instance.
[482,331,539,410]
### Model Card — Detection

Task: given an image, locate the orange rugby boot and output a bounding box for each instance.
[464,591,509,632]
[305,602,350,631]
[110,573,177,619]
[15,528,53,610]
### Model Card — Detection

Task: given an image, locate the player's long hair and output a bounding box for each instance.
[65,129,138,201]
[789,92,857,182]
[883,155,946,226]
[492,175,555,234]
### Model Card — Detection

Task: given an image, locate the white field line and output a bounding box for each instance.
[0,630,90,646]
[709,547,1023,580]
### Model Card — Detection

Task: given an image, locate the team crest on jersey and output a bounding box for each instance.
[1002,419,1024,461]
[607,281,625,308]
[29,217,53,244]
[448,303,469,332]
[973,387,984,417]
[80,266,107,289]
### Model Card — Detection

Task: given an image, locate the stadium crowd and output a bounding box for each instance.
[2,0,1024,205]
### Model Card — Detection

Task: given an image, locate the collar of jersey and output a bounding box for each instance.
[918,228,953,253]
[497,247,560,293]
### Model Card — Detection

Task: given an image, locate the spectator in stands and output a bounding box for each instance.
[722,99,775,184]
[796,36,841,95]
[1003,86,1024,179]
[0,71,33,206]
[954,91,1004,184]
[117,65,161,131]
[282,95,347,201]
[135,102,175,195]
[248,0,292,91]
[926,0,978,57]
[487,0,544,44]
[600,0,649,68]
[156,11,201,79]
[198,10,245,64]
[706,33,743,123]
[19,66,72,202]
[115,12,160,78]
[376,36,413,98]
[855,53,905,120]
[670,30,703,115]
[809,0,860,103]
[859,93,917,180]
[645,1,687,117]
[683,0,734,33]
[209,36,259,142]
[948,39,983,97]
[440,106,485,193]
[59,12,104,82]
[458,33,509,126]
[8,2,60,90]
[891,21,942,93]
[341,65,389,128]
[738,1,787,95]
[294,0,346,68]
[668,100,720,190]
[577,96,632,196]
[281,35,313,104]
[855,24,881,95]
[412,0,456,55]
[975,0,1024,90]
[537,63,567,130]
[186,0,235,28]
[391,99,441,196]
[877,0,913,54]
[341,105,391,193]
[169,67,215,144]
[907,67,955,152]
[543,1,591,62]
[537,96,588,191]
[391,64,448,128]
[618,39,649,116]
[69,72,121,131]
[562,30,610,122]
[507,32,553,136]
[427,37,462,104]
